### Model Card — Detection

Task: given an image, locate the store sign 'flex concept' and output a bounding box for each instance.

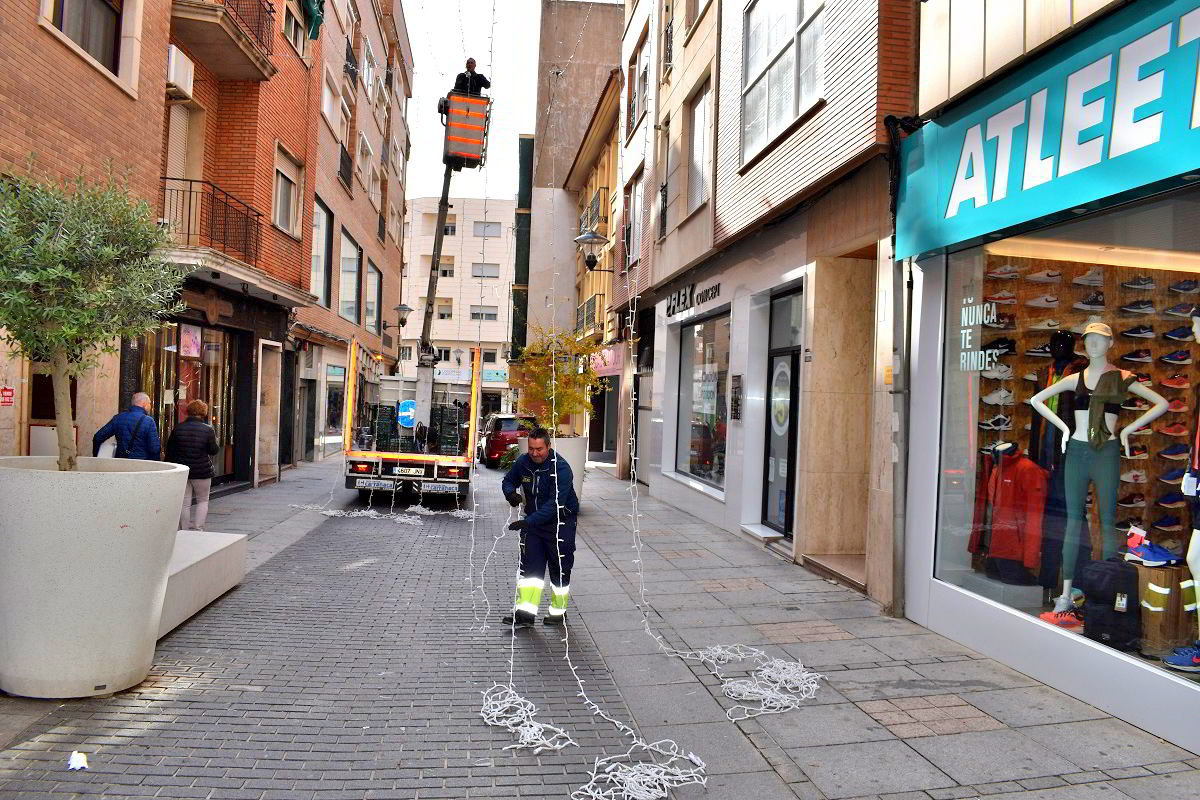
[897,0,1200,259]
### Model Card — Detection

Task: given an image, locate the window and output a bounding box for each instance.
[273,148,303,235]
[741,0,824,161]
[283,1,306,56]
[439,263,454,278]
[356,132,372,182]
[311,198,333,307]
[52,0,120,74]
[403,221,411,239]
[474,221,501,237]
[374,78,388,120]
[437,303,452,320]
[339,230,362,323]
[338,91,352,143]
[361,38,377,99]
[483,350,497,364]
[389,137,403,174]
[626,31,649,134]
[369,166,382,209]
[471,262,500,278]
[624,172,644,269]
[399,346,413,361]
[676,314,730,488]
[470,305,499,321]
[688,81,710,213]
[365,262,382,334]
[444,215,457,236]
[436,347,451,362]
[388,203,401,240]
[322,69,338,123]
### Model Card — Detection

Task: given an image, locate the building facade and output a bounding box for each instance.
[295,0,414,462]
[641,0,917,609]
[399,197,518,416]
[897,0,1200,752]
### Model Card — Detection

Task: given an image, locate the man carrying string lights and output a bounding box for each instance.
[500,428,580,627]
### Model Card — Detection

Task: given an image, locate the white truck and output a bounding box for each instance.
[342,342,481,502]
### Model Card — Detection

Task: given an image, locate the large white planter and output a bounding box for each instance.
[553,436,588,500]
[0,456,188,698]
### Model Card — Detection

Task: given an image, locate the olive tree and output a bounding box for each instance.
[0,173,187,470]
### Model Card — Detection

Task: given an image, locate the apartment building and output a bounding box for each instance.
[400,197,518,417]
[640,0,917,609]
[0,0,173,458]
[295,0,414,462]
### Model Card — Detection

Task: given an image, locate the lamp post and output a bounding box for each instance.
[384,304,415,377]
[573,229,613,273]
[453,347,464,366]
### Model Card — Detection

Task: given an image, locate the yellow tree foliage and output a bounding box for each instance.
[510,326,609,432]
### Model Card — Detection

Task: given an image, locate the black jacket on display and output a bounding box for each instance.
[166,418,219,480]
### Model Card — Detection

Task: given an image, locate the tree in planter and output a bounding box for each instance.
[0,173,188,471]
[509,326,609,434]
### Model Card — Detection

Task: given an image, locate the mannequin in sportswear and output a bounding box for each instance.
[1030,322,1169,616]
[1185,314,1200,650]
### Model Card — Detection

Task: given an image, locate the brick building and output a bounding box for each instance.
[295,0,414,462]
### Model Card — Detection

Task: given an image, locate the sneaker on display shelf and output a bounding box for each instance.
[1122,397,1151,411]
[1119,300,1155,315]
[985,290,1018,305]
[1160,468,1187,485]
[1029,318,1063,330]
[1121,325,1155,338]
[1169,279,1199,294]
[1073,291,1106,311]
[1072,268,1105,286]
[1122,445,1149,460]
[1157,491,1188,508]
[1121,349,1153,363]
[1129,427,1152,436]
[1116,518,1140,533]
[1158,422,1190,437]
[1023,372,1038,382]
[1167,399,1190,414]
[984,313,1017,329]
[1163,642,1200,673]
[1154,515,1184,532]
[1118,492,1146,507]
[979,414,1013,431]
[1160,349,1193,365]
[1165,303,1199,317]
[982,388,1015,406]
[1027,269,1063,283]
[1161,374,1191,389]
[1126,529,1183,564]
[1038,608,1084,630]
[1159,444,1190,460]
[1026,295,1060,308]
[1121,275,1156,290]
[1121,469,1149,484]
[986,264,1022,279]
[981,364,1014,380]
[1163,326,1195,342]
[983,337,1017,355]
[1025,343,1053,357]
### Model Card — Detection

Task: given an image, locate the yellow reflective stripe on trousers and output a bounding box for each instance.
[515,577,544,612]
[548,583,570,614]
[1181,579,1197,612]
[1140,581,1170,612]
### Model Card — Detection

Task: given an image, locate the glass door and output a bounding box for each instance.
[763,290,803,536]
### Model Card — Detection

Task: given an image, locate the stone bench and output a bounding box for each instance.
[158,531,247,638]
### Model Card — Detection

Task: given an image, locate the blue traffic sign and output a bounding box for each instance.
[397,400,416,428]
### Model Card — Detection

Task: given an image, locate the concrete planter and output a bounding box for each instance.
[553,436,587,500]
[0,456,188,698]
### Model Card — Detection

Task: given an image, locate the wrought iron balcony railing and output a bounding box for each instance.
[220,0,274,55]
[161,177,262,267]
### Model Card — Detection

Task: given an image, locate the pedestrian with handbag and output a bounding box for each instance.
[92,391,161,460]
[166,400,219,531]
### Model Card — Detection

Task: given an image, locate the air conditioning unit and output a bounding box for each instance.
[166,45,195,100]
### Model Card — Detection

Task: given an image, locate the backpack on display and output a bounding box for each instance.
[1075,557,1141,652]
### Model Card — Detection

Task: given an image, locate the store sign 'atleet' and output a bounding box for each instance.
[666,282,721,317]
[897,0,1200,259]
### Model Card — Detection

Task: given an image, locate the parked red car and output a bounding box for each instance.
[478,414,536,467]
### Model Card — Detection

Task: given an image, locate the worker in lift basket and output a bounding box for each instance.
[452,58,490,96]
[501,427,579,627]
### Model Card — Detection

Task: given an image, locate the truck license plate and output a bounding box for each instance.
[355,478,392,490]
[394,466,425,476]
[422,482,459,493]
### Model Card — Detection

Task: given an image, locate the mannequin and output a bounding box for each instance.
[1173,313,1200,663]
[1030,322,1169,617]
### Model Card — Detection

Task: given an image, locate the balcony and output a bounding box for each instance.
[578,187,608,235]
[575,293,605,340]
[344,39,359,89]
[171,0,276,80]
[338,144,353,188]
[162,177,262,267]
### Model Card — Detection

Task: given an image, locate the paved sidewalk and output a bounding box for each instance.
[0,461,1197,799]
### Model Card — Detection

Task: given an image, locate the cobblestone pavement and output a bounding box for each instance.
[1,459,1199,800]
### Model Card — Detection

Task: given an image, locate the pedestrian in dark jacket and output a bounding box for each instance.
[92,391,161,460]
[167,400,220,530]
[500,427,580,627]
[452,58,490,95]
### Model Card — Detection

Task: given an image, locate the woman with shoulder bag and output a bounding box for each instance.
[167,400,220,530]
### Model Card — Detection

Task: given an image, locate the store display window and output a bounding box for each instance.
[935,187,1200,680]
[677,314,730,488]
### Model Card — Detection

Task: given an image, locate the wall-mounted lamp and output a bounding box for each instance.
[574,230,613,273]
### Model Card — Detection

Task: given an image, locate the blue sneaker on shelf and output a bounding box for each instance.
[1169,279,1199,294]
[1160,468,1187,485]
[1157,491,1187,508]
[1125,530,1183,565]
[1164,326,1195,342]
[1159,444,1190,461]
[1166,303,1199,317]
[1163,642,1200,673]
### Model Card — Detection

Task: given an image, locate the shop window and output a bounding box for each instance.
[311,197,333,307]
[365,261,382,334]
[741,0,824,161]
[325,364,345,458]
[339,229,361,323]
[676,314,730,488]
[471,262,499,278]
[470,305,498,321]
[935,186,1200,674]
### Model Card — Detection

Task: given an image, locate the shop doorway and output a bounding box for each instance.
[763,291,803,537]
[481,390,502,418]
[588,376,620,462]
[300,378,316,461]
[255,340,282,487]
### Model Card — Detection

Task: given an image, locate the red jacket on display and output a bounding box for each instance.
[969,446,1049,570]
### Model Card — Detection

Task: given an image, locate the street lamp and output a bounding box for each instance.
[574,229,613,273]
[382,303,414,331]
[453,347,464,366]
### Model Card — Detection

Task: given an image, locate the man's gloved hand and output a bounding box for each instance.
[507,520,527,531]
[506,492,522,507]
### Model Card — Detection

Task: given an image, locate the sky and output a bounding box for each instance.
[403,0,541,202]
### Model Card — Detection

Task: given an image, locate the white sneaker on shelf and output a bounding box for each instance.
[982,388,1015,406]
[1121,469,1149,484]
[1027,270,1063,283]
[986,290,1018,305]
[981,364,1014,380]
[986,264,1021,279]
[1072,267,1105,286]
[1026,295,1060,308]
[1029,318,1063,330]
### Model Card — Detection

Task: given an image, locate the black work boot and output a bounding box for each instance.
[543,614,565,626]
[501,610,536,627]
